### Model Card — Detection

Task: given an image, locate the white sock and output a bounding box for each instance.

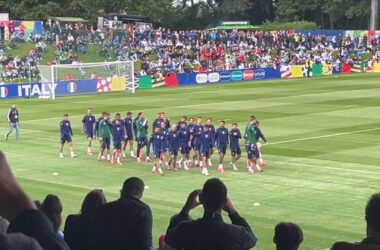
[88,147,91,152]
[131,151,135,156]
[152,166,156,171]
[60,152,63,156]
[259,157,263,163]
[117,157,120,163]
[71,151,75,156]
[107,155,110,160]
[158,168,163,174]
[195,160,198,165]
[200,161,203,167]
[256,164,262,171]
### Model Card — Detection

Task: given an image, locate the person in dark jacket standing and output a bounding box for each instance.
[162,178,257,250]
[93,177,153,250]
[5,104,20,141]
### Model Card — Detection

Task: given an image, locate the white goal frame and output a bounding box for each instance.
[39,61,135,99]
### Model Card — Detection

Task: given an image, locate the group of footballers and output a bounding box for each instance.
[59,109,268,176]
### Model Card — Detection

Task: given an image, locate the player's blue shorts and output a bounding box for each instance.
[246,144,259,159]
[60,135,72,144]
[193,137,202,151]
[180,144,190,154]
[231,146,241,156]
[153,147,161,159]
[85,131,94,139]
[169,148,178,156]
[200,150,210,158]
[125,132,133,141]
[161,143,169,152]
[101,137,111,150]
[113,140,122,150]
[218,145,227,155]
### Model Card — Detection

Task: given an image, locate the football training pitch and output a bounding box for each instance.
[1,73,380,249]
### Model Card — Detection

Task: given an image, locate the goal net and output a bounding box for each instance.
[38,61,136,99]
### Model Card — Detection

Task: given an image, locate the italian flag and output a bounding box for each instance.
[0,87,8,98]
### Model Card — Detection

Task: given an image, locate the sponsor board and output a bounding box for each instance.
[243,70,254,80]
[208,72,220,83]
[231,71,243,81]
[254,69,266,80]
[196,73,208,84]
[220,72,232,82]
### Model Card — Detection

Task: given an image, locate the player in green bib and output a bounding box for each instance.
[244,116,262,174]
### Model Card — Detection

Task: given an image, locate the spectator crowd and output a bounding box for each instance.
[1,21,380,83]
[1,150,380,250]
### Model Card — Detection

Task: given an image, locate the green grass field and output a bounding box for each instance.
[1,74,380,249]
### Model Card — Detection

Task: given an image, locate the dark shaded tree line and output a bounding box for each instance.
[0,0,377,30]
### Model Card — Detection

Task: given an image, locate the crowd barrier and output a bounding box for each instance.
[1,63,379,99]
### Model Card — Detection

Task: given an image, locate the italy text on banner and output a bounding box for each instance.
[152,76,166,88]
[312,64,323,76]
[97,77,112,92]
[351,62,362,73]
[165,74,179,87]
[280,65,292,78]
[323,64,333,75]
[374,62,380,73]
[291,65,303,78]
[111,77,126,92]
[341,63,352,74]
[302,66,312,77]
[139,76,153,89]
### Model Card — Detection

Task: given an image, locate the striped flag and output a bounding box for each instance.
[280,65,292,78]
[67,82,77,93]
[0,87,8,98]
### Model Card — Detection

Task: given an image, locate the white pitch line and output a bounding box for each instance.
[271,160,380,175]
[265,127,380,145]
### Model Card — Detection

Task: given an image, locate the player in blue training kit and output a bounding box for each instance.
[176,116,187,129]
[159,121,170,168]
[81,108,96,156]
[123,112,136,158]
[200,125,212,176]
[151,127,165,175]
[59,114,77,158]
[167,124,180,171]
[111,118,126,165]
[152,112,162,132]
[187,117,196,166]
[255,120,268,167]
[206,118,216,167]
[215,120,229,173]
[192,117,204,167]
[229,123,242,171]
[178,121,190,170]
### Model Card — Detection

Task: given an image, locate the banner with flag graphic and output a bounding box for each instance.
[55,79,97,96]
[280,65,292,78]
[374,62,380,73]
[165,74,179,88]
[351,62,362,73]
[312,64,323,76]
[291,65,303,78]
[97,78,112,92]
[323,64,333,75]
[302,66,313,77]
[139,76,153,89]
[341,63,352,74]
[152,76,166,88]
[0,87,9,98]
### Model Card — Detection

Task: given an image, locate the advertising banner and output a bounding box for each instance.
[56,79,98,96]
